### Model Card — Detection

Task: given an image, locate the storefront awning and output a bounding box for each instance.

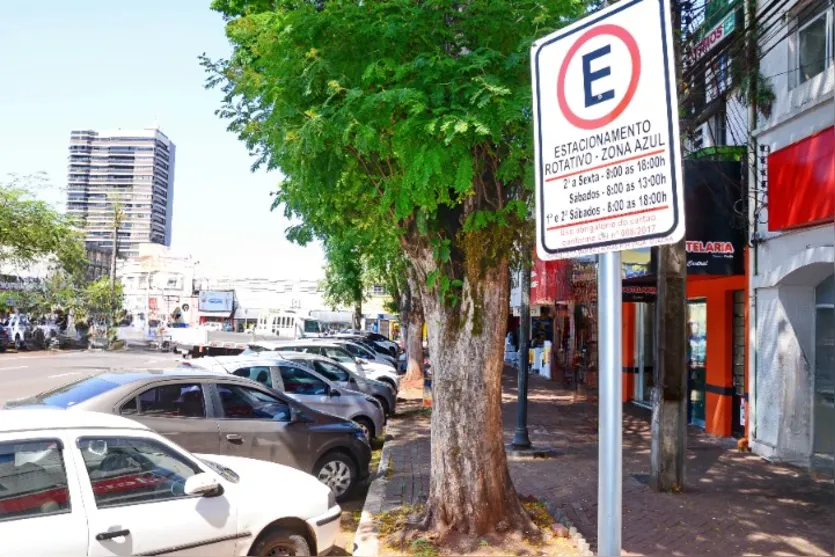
[310,310,353,324]
[197,311,232,319]
[234,307,262,320]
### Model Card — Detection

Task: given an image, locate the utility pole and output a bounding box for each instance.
[511,251,532,449]
[650,0,688,492]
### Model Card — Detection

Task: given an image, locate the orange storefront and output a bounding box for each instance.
[621,272,748,438]
[620,159,748,438]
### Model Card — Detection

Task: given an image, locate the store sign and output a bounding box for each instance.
[623,284,657,302]
[685,12,736,66]
[682,160,744,275]
[198,290,234,313]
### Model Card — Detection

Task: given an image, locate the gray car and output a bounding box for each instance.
[278,351,397,417]
[183,356,386,440]
[5,370,371,501]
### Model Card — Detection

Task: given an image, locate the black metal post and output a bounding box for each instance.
[512,254,532,449]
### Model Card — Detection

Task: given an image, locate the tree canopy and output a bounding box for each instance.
[0,174,86,277]
[203,0,586,539]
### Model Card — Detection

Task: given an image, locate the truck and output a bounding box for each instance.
[167,310,324,358]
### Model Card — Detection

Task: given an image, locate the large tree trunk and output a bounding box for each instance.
[406,244,533,537]
[352,299,362,330]
[403,268,425,384]
[650,238,688,491]
[650,0,688,493]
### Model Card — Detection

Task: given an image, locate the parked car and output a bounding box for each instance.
[330,334,399,366]
[6,371,371,502]
[340,330,401,357]
[184,356,386,441]
[325,338,398,370]
[278,351,397,416]
[0,407,342,556]
[4,314,34,350]
[248,340,400,393]
[0,325,9,353]
[336,331,400,358]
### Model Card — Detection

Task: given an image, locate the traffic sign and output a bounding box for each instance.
[531,0,684,260]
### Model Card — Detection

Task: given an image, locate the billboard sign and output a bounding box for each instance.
[198,290,234,313]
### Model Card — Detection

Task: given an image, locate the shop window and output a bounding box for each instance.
[795,3,833,86]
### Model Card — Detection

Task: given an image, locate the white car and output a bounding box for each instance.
[0,408,341,556]
[246,340,400,393]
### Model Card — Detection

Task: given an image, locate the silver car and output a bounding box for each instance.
[278,351,396,416]
[183,356,385,439]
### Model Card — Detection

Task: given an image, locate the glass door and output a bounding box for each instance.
[633,302,655,406]
[814,276,834,460]
[687,299,707,429]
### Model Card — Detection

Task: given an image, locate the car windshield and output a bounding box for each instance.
[303,320,321,333]
[349,343,374,358]
[31,376,122,408]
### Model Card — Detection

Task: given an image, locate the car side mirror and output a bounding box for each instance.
[290,406,304,423]
[184,473,221,497]
[329,388,342,398]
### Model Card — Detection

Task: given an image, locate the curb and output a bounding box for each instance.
[544,502,594,556]
[352,439,394,556]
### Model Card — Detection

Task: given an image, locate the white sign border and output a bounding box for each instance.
[531,0,684,261]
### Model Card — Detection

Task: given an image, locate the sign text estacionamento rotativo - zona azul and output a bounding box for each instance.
[544,119,659,177]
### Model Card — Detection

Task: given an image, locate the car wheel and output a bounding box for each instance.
[354,416,375,441]
[373,395,391,416]
[314,451,357,502]
[250,527,311,556]
[14,335,23,350]
[380,378,398,393]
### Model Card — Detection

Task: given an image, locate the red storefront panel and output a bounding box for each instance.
[531,254,571,306]
[768,127,835,231]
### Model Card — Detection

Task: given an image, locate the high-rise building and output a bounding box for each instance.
[66,127,176,259]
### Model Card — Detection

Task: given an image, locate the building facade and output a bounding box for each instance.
[749,0,834,469]
[66,127,176,259]
[118,244,197,327]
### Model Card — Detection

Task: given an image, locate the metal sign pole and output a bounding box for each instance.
[597,250,623,556]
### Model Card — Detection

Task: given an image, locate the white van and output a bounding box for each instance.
[254,311,324,339]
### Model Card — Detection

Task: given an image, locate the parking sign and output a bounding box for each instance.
[531,0,684,260]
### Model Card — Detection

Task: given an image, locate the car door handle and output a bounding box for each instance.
[96,529,131,541]
[226,433,243,444]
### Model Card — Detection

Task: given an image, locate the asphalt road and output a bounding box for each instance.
[0,349,183,406]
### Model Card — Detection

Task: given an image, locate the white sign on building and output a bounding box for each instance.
[198,290,234,313]
[531,0,685,260]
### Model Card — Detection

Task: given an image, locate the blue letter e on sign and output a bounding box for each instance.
[582,45,614,108]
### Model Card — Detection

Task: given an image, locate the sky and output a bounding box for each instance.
[0,0,325,280]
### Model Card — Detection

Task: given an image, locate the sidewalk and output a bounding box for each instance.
[375,369,833,556]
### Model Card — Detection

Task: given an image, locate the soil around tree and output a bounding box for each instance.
[374,498,579,556]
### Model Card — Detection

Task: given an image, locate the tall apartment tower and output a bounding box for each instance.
[66,127,176,259]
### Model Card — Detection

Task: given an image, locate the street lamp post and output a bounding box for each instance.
[511,255,532,449]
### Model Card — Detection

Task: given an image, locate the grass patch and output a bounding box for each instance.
[376,504,424,538]
[410,537,440,556]
[521,498,554,531]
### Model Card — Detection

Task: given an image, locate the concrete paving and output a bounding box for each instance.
[376,370,834,556]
